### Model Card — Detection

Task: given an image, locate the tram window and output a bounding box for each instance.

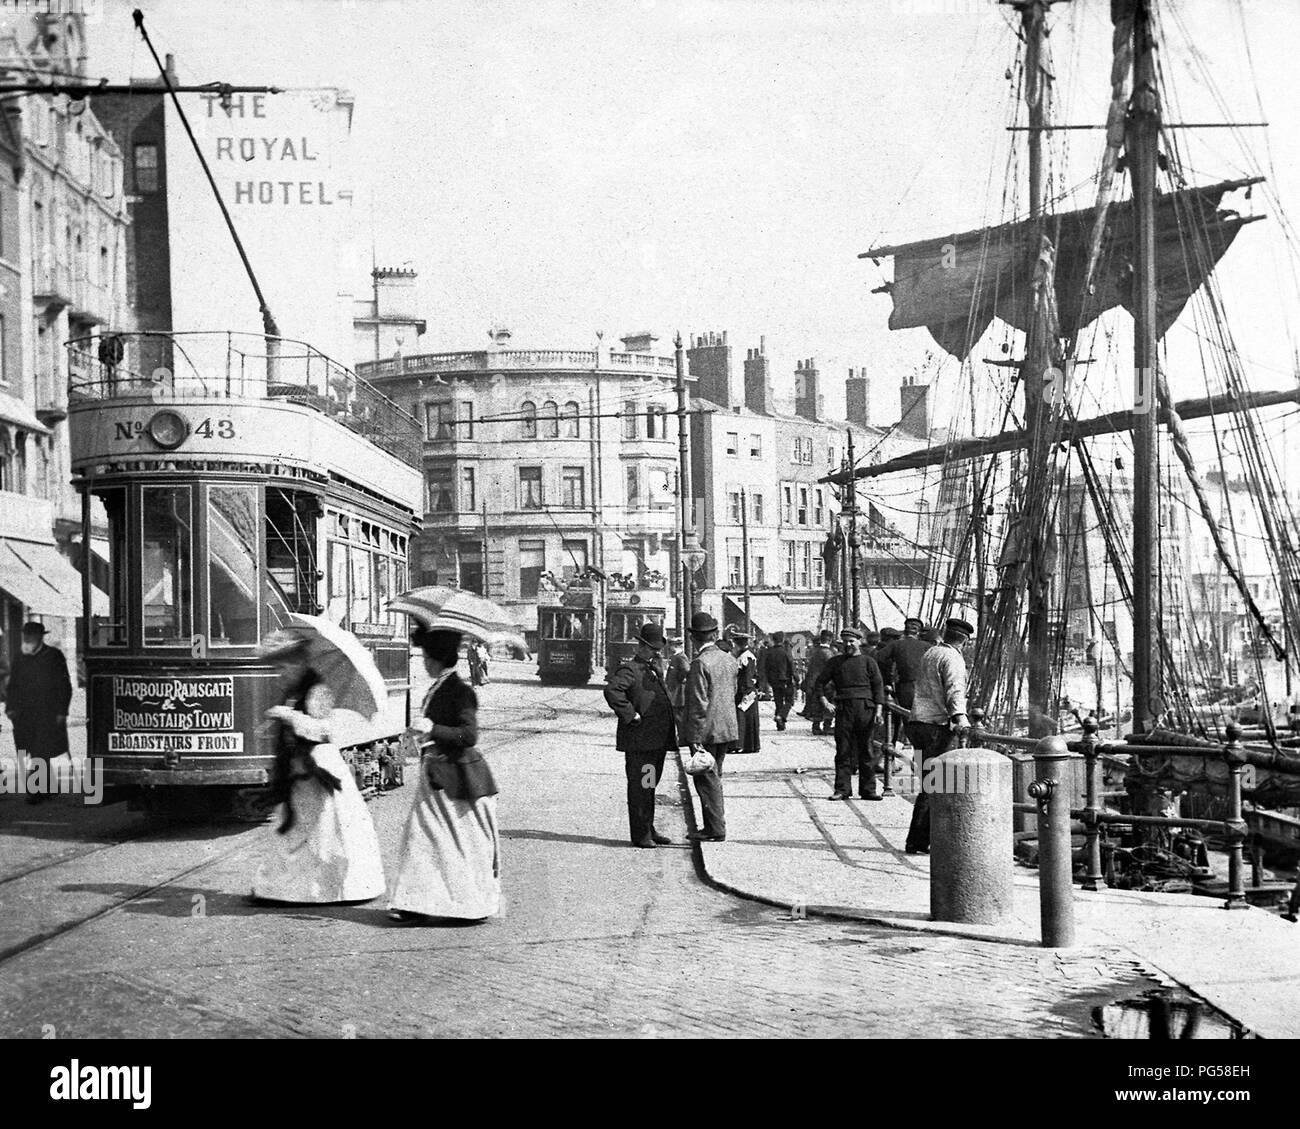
[327,540,349,626]
[90,487,127,647]
[350,546,373,624]
[208,485,259,645]
[141,486,193,645]
[266,488,317,616]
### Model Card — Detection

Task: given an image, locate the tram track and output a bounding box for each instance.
[0,823,161,888]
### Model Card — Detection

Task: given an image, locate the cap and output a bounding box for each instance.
[839,627,862,641]
[637,622,665,650]
[945,617,976,639]
[771,631,785,644]
[818,630,835,644]
[689,611,719,635]
[880,627,902,640]
[904,616,925,630]
[20,621,48,638]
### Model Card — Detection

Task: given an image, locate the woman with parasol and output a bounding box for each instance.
[250,619,386,905]
[385,587,515,924]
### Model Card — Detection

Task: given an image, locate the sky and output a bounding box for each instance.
[85,0,1300,431]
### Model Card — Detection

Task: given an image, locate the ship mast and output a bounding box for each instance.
[1128,0,1163,732]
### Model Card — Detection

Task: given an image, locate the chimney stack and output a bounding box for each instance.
[845,367,870,429]
[743,338,774,414]
[794,357,821,422]
[687,329,740,409]
[898,373,930,439]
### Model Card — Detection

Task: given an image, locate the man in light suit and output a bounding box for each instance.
[682,611,738,842]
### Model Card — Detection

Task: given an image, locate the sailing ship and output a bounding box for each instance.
[825,0,1300,868]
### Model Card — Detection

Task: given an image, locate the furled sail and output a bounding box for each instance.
[862,178,1262,359]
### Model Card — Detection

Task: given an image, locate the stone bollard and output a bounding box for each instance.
[1030,736,1076,947]
[930,746,1014,926]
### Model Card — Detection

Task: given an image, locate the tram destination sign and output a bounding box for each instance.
[109,676,242,752]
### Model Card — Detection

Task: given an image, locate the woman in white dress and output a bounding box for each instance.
[388,628,501,924]
[251,635,386,905]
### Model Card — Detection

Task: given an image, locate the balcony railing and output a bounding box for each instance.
[65,330,422,469]
[357,348,677,380]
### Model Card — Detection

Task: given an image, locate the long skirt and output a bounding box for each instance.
[252,743,386,904]
[735,702,761,754]
[388,770,501,920]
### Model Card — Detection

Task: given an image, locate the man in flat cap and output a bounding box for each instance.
[681,612,738,841]
[904,617,975,854]
[875,617,933,713]
[814,627,885,800]
[800,630,836,734]
[760,631,796,731]
[5,623,73,804]
[604,621,678,848]
[729,626,761,755]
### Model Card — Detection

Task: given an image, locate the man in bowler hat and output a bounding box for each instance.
[604,622,677,848]
[904,617,975,853]
[5,623,73,804]
[681,612,738,841]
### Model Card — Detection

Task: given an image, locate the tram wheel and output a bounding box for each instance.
[227,787,275,824]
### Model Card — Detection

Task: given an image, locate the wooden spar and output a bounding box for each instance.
[1129,0,1162,732]
[816,385,1300,486]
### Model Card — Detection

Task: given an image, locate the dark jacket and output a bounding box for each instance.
[421,671,497,801]
[604,654,678,752]
[875,636,932,690]
[815,652,885,706]
[802,643,833,693]
[6,644,73,757]
[761,644,795,685]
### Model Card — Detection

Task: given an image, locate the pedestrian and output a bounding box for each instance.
[251,631,386,904]
[919,625,940,645]
[754,637,772,700]
[814,627,885,800]
[875,617,933,712]
[730,627,760,754]
[682,612,739,842]
[389,627,501,923]
[800,630,836,734]
[5,623,72,805]
[603,622,676,848]
[903,617,975,855]
[664,632,690,726]
[762,631,796,731]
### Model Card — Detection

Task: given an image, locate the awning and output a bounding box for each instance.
[724,595,826,638]
[0,539,107,617]
[0,390,52,435]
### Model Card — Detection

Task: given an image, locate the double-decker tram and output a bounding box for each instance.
[603,589,668,670]
[66,331,423,817]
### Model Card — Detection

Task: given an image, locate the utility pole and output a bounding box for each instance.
[674,333,703,654]
[846,429,861,628]
[1128,0,1162,732]
[481,499,490,599]
[741,485,752,637]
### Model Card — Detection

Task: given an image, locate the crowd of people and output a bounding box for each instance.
[601,612,976,855]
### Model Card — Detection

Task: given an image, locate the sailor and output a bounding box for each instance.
[904,617,975,854]
[875,617,933,711]
[800,630,836,735]
[814,627,885,800]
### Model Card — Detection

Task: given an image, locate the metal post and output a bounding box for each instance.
[1223,721,1249,910]
[741,486,751,636]
[1080,715,1105,891]
[846,429,860,628]
[674,333,697,654]
[481,500,490,599]
[880,708,894,796]
[1029,735,1076,947]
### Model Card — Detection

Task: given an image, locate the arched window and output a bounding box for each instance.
[542,400,559,438]
[623,401,638,440]
[521,401,537,439]
[562,401,580,438]
[647,404,667,439]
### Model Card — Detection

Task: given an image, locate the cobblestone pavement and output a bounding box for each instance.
[0,668,1172,1038]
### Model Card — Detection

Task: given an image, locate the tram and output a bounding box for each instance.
[536,586,595,685]
[66,331,423,817]
[537,581,669,683]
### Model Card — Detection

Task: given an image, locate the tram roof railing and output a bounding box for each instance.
[66,330,422,469]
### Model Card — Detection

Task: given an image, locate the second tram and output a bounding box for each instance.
[536,582,669,683]
[67,331,423,817]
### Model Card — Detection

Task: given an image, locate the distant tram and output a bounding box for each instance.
[536,581,669,684]
[67,331,423,817]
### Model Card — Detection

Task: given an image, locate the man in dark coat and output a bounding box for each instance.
[875,618,933,711]
[815,627,885,801]
[6,623,73,804]
[800,630,835,734]
[604,622,677,848]
[761,632,796,731]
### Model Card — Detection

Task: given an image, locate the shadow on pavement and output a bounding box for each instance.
[53,882,392,927]
[502,827,632,849]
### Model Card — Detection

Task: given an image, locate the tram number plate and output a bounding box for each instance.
[108,733,245,753]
